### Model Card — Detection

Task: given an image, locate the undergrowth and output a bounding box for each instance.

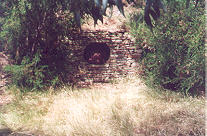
[129,0,205,95]
[0,76,205,136]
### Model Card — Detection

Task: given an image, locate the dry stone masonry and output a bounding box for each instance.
[66,30,142,85]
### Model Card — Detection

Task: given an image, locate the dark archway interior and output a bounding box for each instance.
[84,43,110,65]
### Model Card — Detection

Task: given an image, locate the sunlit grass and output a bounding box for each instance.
[0,76,205,135]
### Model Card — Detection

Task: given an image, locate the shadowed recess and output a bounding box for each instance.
[84,42,110,65]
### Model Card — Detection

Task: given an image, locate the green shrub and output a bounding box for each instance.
[4,53,46,89]
[0,0,77,90]
[129,0,205,95]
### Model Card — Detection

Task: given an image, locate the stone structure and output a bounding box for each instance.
[66,30,142,85]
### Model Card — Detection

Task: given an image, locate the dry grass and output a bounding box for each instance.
[0,76,205,136]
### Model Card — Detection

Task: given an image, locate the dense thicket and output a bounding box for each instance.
[1,0,75,89]
[0,0,133,89]
[130,0,205,95]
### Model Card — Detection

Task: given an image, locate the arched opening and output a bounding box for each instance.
[84,42,110,65]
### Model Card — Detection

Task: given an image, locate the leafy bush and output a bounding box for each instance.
[4,53,47,89]
[129,0,205,95]
[0,0,77,90]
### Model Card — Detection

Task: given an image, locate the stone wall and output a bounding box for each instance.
[66,30,142,85]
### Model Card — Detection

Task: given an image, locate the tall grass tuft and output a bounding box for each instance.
[1,76,205,135]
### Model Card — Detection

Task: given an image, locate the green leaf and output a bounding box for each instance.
[115,0,125,17]
[195,0,199,8]
[149,9,159,20]
[157,0,167,12]
[186,0,190,8]
[74,9,81,28]
[145,0,153,12]
[91,8,103,26]
[144,0,153,28]
[108,4,113,18]
[102,0,108,15]
[94,0,101,7]
[152,1,160,19]
[144,0,166,29]
[126,0,135,4]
